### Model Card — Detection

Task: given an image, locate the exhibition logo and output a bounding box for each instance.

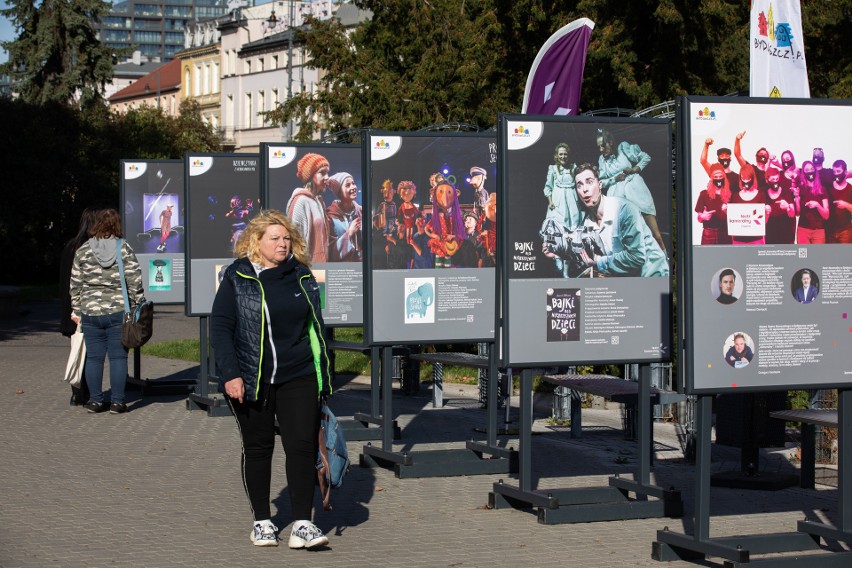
[506,121,543,150]
[188,157,213,176]
[370,136,402,161]
[268,146,296,168]
[753,5,803,62]
[696,107,716,121]
[124,162,146,179]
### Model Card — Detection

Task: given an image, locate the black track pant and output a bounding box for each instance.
[227,375,320,522]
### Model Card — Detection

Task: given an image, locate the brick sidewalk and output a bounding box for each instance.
[0,302,846,567]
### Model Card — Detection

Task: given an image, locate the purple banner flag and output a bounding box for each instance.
[522,18,594,115]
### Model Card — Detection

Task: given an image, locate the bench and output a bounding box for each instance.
[408,351,490,408]
[769,408,838,489]
[542,374,685,440]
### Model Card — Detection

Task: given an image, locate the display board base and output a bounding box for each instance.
[340,416,390,442]
[186,393,232,417]
[710,470,799,491]
[360,444,517,479]
[490,476,682,525]
[653,527,852,566]
[127,374,196,395]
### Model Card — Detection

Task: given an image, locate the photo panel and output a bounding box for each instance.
[120,160,185,303]
[365,132,498,345]
[263,143,363,326]
[500,115,673,367]
[681,96,852,393]
[185,153,261,316]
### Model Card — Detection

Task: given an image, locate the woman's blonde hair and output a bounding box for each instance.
[234,209,311,267]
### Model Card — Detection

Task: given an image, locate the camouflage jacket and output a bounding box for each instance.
[70,238,144,317]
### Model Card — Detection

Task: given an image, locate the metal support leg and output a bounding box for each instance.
[487,345,497,448]
[840,389,851,532]
[638,364,651,486]
[381,346,393,451]
[695,394,712,541]
[370,346,380,418]
[519,368,533,492]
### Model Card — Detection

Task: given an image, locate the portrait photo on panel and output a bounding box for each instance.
[712,267,743,305]
[723,331,755,369]
[791,268,820,304]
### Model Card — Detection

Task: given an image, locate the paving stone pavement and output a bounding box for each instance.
[0,302,847,567]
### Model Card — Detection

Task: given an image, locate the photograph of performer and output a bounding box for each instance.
[377,179,397,236]
[724,332,754,368]
[426,180,466,268]
[287,153,330,262]
[829,159,852,243]
[385,222,413,269]
[700,139,739,192]
[726,164,768,245]
[410,216,435,269]
[595,129,666,253]
[469,166,489,214]
[325,172,362,262]
[734,131,770,192]
[544,163,668,278]
[695,164,731,244]
[715,268,739,305]
[792,269,819,304]
[396,180,420,242]
[764,167,797,244]
[795,161,829,244]
[543,143,581,229]
[157,204,174,252]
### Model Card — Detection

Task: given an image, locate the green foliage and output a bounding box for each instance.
[266,0,849,134]
[0,98,219,285]
[0,0,124,107]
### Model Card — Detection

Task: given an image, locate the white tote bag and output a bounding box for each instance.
[63,324,86,387]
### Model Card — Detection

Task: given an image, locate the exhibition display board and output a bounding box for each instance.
[184,153,261,316]
[680,96,852,393]
[364,132,497,345]
[500,115,673,367]
[120,160,185,304]
[262,142,364,326]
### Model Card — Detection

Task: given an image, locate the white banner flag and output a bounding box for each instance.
[750,0,809,98]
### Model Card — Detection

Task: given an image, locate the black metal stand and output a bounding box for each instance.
[126,345,196,395]
[653,390,852,566]
[489,365,683,524]
[360,343,517,479]
[326,336,399,442]
[186,316,231,416]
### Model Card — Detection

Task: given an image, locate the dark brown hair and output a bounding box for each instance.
[90,208,124,239]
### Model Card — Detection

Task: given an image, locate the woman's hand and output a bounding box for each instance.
[71,314,81,325]
[225,377,245,403]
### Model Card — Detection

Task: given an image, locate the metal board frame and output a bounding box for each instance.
[120,159,185,304]
[261,142,365,327]
[184,152,260,317]
[679,95,852,394]
[498,114,674,369]
[363,130,498,346]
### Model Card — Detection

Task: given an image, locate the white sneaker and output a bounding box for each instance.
[288,521,328,549]
[250,521,278,547]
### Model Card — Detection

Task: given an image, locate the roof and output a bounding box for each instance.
[109,58,182,102]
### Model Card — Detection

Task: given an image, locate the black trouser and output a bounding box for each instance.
[227,375,320,522]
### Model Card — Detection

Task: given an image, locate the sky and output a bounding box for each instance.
[1,1,13,64]
[0,0,286,65]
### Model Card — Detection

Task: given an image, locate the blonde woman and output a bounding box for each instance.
[211,210,331,549]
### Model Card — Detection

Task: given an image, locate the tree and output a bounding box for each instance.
[0,98,220,284]
[266,0,850,135]
[0,0,121,106]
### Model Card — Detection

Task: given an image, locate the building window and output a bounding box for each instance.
[203,64,210,95]
[184,68,191,97]
[258,90,265,123]
[212,62,220,94]
[193,65,201,97]
[244,59,251,74]
[271,55,278,70]
[244,92,252,128]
